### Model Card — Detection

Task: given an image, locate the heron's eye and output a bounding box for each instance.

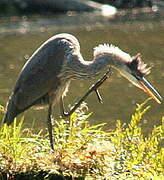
[127,59,142,77]
[128,59,138,71]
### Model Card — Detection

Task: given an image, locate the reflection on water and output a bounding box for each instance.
[0,13,163,135]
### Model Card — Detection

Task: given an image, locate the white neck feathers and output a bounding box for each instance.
[93,44,132,63]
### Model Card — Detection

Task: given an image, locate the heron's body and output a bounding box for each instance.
[4,33,129,124]
[3,33,162,149]
[4,34,79,124]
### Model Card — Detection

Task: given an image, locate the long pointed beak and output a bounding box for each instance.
[137,76,163,104]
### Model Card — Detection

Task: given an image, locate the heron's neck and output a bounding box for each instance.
[65,44,132,79]
[66,53,118,79]
[89,54,117,74]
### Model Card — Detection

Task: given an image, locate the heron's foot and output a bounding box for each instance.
[95,89,103,104]
[59,68,112,119]
[90,68,112,104]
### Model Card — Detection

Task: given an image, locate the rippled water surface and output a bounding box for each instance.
[0,12,163,134]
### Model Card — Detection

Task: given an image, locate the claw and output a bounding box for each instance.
[95,89,103,104]
[60,68,113,118]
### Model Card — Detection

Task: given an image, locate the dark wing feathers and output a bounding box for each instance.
[3,36,70,124]
[13,38,65,109]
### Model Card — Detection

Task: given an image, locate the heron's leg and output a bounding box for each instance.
[61,68,112,118]
[60,96,68,117]
[47,102,54,150]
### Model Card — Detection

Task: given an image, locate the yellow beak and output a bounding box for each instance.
[138,77,163,104]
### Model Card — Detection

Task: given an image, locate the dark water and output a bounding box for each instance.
[0,12,163,135]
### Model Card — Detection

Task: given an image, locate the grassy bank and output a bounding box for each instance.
[0,100,163,179]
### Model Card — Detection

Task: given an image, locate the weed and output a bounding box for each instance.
[0,100,163,179]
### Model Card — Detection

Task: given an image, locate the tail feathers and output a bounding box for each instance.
[3,98,19,125]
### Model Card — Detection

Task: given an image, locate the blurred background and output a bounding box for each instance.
[0,0,163,135]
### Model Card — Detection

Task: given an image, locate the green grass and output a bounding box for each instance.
[0,100,163,179]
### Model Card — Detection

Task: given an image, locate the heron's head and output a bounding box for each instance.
[94,44,162,104]
[118,53,163,104]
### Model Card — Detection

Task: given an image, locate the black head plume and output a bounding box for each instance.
[127,53,151,77]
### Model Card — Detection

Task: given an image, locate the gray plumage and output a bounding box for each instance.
[4,34,73,124]
[3,33,161,126]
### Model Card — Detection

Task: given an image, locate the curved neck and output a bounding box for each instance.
[88,54,116,74]
[59,42,132,80]
[65,53,118,79]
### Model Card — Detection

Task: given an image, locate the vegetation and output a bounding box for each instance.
[0,100,163,179]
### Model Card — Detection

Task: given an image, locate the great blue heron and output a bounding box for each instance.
[3,33,162,150]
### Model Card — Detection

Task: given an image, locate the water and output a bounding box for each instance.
[0,11,163,135]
